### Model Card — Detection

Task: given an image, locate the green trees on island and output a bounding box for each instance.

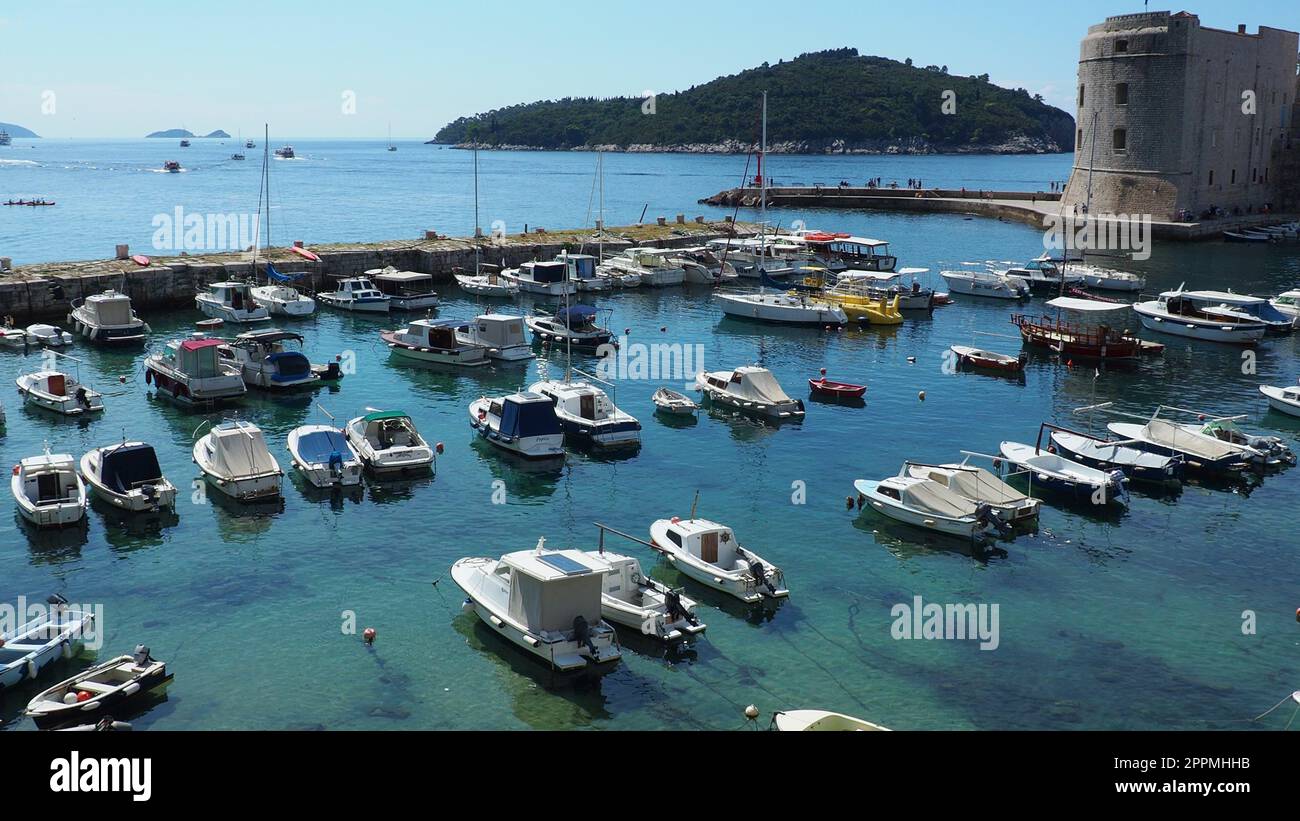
[434,48,1074,153]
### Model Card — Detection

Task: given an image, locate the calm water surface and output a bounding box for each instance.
[1,142,1298,730]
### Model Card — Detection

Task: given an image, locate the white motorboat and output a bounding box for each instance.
[528,376,641,448]
[524,305,616,350]
[218,329,341,390]
[1268,289,1300,320]
[695,366,805,421]
[0,325,29,347]
[604,248,686,287]
[1132,289,1269,343]
[195,282,271,324]
[500,260,576,296]
[649,516,788,603]
[671,246,737,284]
[79,440,177,512]
[1078,267,1145,292]
[652,387,699,416]
[1177,417,1293,467]
[771,710,890,732]
[451,543,622,671]
[1168,289,1294,334]
[469,392,565,459]
[0,601,96,690]
[594,263,643,288]
[250,283,316,317]
[939,269,1030,300]
[145,335,247,406]
[1261,383,1300,417]
[317,277,391,313]
[23,646,172,731]
[854,475,1000,538]
[998,441,1128,504]
[454,314,534,362]
[904,458,1039,522]
[66,290,149,345]
[582,549,706,642]
[193,420,283,501]
[381,319,490,367]
[24,324,74,347]
[369,268,440,311]
[345,410,435,475]
[286,424,363,488]
[12,450,87,528]
[1004,254,1085,293]
[274,145,295,158]
[715,291,848,325]
[1044,426,1183,483]
[454,269,519,297]
[16,371,104,416]
[562,254,611,291]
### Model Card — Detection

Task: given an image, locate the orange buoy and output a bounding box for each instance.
[76,691,92,702]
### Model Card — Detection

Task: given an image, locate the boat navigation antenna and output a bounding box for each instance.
[689,490,699,521]
[535,536,546,553]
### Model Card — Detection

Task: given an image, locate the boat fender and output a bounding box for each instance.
[363,627,376,646]
[918,390,926,402]
[144,369,152,385]
[845,495,855,510]
[76,690,92,703]
[435,442,445,454]
[64,693,80,705]
[26,660,38,680]
[61,640,72,659]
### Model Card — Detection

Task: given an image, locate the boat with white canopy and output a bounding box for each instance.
[451,541,622,671]
[67,290,150,345]
[854,474,1008,538]
[1014,297,1159,361]
[903,457,1039,522]
[193,420,283,501]
[695,366,805,421]
[1132,288,1268,343]
[1166,289,1294,334]
[369,268,440,311]
[80,440,177,512]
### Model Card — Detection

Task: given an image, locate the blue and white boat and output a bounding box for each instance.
[287,424,363,488]
[317,277,391,313]
[1041,424,1183,483]
[999,440,1128,505]
[469,392,564,459]
[527,376,641,449]
[0,599,96,690]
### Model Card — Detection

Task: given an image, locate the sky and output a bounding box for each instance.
[1,0,1297,138]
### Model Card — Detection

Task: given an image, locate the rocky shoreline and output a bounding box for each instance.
[430,134,1063,155]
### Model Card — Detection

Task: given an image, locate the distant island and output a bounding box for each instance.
[0,122,40,138]
[146,129,230,139]
[432,48,1074,155]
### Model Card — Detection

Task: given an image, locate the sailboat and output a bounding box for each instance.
[453,148,520,296]
[387,123,397,152]
[248,125,316,317]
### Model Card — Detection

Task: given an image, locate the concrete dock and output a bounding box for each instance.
[0,220,756,321]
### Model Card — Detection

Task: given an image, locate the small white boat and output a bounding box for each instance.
[79,440,177,512]
[455,314,534,362]
[218,329,340,390]
[195,282,271,324]
[604,248,686,287]
[695,366,805,421]
[16,371,104,416]
[287,424,363,488]
[145,335,247,406]
[67,290,150,345]
[715,291,848,325]
[23,646,172,730]
[854,475,999,538]
[345,410,435,475]
[370,268,440,311]
[652,387,699,416]
[316,277,391,313]
[1004,255,1085,293]
[454,269,520,297]
[771,709,890,732]
[0,326,29,347]
[1108,418,1256,475]
[1079,267,1146,292]
[562,254,611,291]
[193,420,283,501]
[0,601,96,690]
[524,305,616,350]
[998,441,1127,504]
[381,319,490,367]
[594,264,643,288]
[1132,289,1269,343]
[648,516,788,603]
[904,459,1039,523]
[24,324,74,347]
[528,377,642,448]
[1261,383,1300,417]
[1268,289,1300,320]
[583,549,706,642]
[500,260,576,296]
[939,269,1030,300]
[250,283,316,317]
[451,542,622,671]
[1046,427,1183,482]
[12,450,87,528]
[469,393,565,459]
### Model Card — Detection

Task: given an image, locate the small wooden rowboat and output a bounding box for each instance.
[808,372,866,399]
[652,387,700,415]
[950,345,1026,372]
[196,318,224,330]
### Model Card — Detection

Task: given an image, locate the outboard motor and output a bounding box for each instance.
[743,553,777,596]
[1108,470,1130,504]
[328,450,344,482]
[132,644,154,666]
[663,589,696,626]
[572,615,597,657]
[974,503,1012,538]
[75,386,90,409]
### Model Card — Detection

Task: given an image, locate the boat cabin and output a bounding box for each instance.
[373,270,437,299]
[17,454,80,507]
[79,290,140,328]
[659,518,741,569]
[207,282,256,310]
[459,314,527,349]
[535,380,619,423]
[521,261,568,284]
[498,550,604,636]
[397,319,463,350]
[488,392,563,438]
[812,236,895,270]
[332,277,384,299]
[564,255,599,283]
[168,337,225,377]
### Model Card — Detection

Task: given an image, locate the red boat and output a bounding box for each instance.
[808,370,866,399]
[1012,298,1163,361]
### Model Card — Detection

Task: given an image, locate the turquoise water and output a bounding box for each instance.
[2,143,1300,731]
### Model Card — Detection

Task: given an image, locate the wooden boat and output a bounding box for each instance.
[808,375,866,399]
[1013,297,1160,360]
[16,371,104,416]
[1260,383,1300,417]
[80,440,178,512]
[771,710,890,732]
[998,441,1128,504]
[286,425,363,488]
[451,543,622,671]
[23,646,172,730]
[949,345,1026,373]
[648,515,788,603]
[651,387,700,415]
[193,421,283,501]
[583,549,706,642]
[12,450,87,528]
[0,599,96,690]
[1223,230,1270,243]
[468,393,565,459]
[131,255,150,267]
[345,410,435,475]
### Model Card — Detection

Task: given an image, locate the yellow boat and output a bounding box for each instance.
[825,291,903,324]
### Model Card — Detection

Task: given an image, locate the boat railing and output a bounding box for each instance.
[958,449,1037,490]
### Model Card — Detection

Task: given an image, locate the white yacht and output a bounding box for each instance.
[583,549,706,642]
[1132,289,1269,343]
[286,425,363,488]
[469,392,565,459]
[1268,289,1300,320]
[196,282,271,324]
[500,260,576,296]
[694,366,805,422]
[12,450,87,528]
[1165,289,1294,334]
[79,440,177,512]
[345,410,435,475]
[527,376,641,449]
[381,319,490,367]
[455,314,534,362]
[939,268,1031,299]
[16,371,104,416]
[649,516,788,603]
[715,291,848,325]
[218,329,340,390]
[452,543,622,672]
[1261,383,1300,417]
[454,268,520,297]
[250,282,316,317]
[369,268,440,311]
[317,277,391,313]
[603,248,686,287]
[66,290,149,345]
[145,336,247,406]
[193,421,283,501]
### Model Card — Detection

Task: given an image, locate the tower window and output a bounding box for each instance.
[1077,128,1083,149]
[1231,169,1237,184]
[1113,128,1127,153]
[1209,170,1215,185]
[1078,85,1085,106]
[1115,39,1129,53]
[1115,83,1129,105]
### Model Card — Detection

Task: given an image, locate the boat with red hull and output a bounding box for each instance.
[1012,297,1163,361]
[949,345,1027,372]
[808,373,866,399]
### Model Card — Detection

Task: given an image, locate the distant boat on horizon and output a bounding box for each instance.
[387,123,396,152]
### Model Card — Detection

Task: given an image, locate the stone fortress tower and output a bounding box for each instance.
[1062,11,1300,220]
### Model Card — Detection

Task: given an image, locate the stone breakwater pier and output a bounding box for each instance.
[0,220,755,322]
[701,186,1297,240]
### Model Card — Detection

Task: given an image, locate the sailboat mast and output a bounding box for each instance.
[264,124,271,263]
[473,147,481,273]
[760,91,767,269]
[598,152,604,264]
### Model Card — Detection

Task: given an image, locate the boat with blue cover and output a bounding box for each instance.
[219,329,341,390]
[287,424,363,488]
[469,392,565,459]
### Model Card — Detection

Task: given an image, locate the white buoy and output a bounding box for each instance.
[744,704,759,721]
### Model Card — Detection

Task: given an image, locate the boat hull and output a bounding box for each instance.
[853,479,979,538]
[716,294,847,325]
[1261,385,1300,417]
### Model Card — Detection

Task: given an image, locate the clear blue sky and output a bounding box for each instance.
[2,1,1297,138]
